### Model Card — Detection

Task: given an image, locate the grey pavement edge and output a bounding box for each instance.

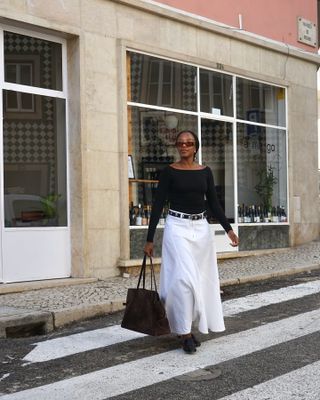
[0,239,319,338]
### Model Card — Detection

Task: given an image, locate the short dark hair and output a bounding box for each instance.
[175,130,199,153]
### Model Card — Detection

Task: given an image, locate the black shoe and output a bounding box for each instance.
[182,337,196,354]
[177,334,201,348]
[191,334,201,347]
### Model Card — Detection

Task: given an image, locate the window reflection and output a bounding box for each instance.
[201,119,234,223]
[236,78,286,127]
[128,106,197,211]
[4,31,62,91]
[237,123,287,221]
[129,52,197,111]
[200,70,233,116]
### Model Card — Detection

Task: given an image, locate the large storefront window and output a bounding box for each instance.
[127,51,287,230]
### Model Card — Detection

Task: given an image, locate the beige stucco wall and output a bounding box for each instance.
[0,0,319,278]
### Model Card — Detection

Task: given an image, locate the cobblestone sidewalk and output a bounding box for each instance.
[0,240,319,331]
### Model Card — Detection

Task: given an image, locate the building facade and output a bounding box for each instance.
[0,0,319,283]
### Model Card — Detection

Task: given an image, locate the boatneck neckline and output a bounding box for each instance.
[169,165,207,171]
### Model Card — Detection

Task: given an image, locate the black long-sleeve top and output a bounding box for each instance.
[146,165,232,242]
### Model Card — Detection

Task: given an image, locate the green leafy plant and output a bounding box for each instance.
[254,165,277,210]
[40,194,61,219]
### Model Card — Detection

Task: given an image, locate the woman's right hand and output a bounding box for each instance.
[144,242,154,257]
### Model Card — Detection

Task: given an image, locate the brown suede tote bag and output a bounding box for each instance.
[121,255,170,336]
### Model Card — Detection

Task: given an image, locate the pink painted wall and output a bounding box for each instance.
[157,0,318,52]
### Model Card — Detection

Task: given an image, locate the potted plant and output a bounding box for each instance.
[254,165,277,211]
[40,194,61,225]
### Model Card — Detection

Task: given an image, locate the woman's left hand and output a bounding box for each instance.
[228,230,239,247]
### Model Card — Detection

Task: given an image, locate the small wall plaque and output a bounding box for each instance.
[297,17,317,47]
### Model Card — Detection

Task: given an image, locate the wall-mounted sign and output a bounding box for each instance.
[297,17,317,47]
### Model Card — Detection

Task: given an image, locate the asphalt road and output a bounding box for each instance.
[1,270,320,399]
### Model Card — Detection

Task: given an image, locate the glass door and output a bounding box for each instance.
[0,28,70,283]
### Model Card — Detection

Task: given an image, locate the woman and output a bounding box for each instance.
[144,130,239,354]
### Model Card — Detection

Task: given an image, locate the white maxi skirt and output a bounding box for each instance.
[160,214,225,335]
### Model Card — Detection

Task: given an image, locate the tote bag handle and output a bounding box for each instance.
[137,255,158,292]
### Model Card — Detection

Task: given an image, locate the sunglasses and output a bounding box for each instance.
[176,141,195,148]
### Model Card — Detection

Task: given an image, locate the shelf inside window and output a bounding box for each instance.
[129,179,159,183]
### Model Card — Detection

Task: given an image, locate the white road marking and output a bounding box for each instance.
[3,308,320,399]
[219,360,320,400]
[23,325,145,364]
[223,279,320,316]
[23,279,320,364]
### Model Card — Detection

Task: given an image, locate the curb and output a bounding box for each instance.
[220,263,320,287]
[0,307,54,339]
[52,300,125,328]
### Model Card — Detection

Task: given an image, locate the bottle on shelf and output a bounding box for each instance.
[129,202,136,226]
[255,206,260,223]
[267,207,272,222]
[136,203,143,226]
[258,205,264,223]
[271,206,278,223]
[238,204,244,223]
[243,206,249,223]
[146,205,151,225]
[142,204,148,226]
[276,206,282,223]
[280,206,287,222]
[248,206,252,223]
[159,210,165,226]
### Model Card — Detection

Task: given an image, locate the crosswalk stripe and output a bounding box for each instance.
[4,308,320,399]
[22,325,145,364]
[219,360,320,400]
[23,279,320,364]
[223,279,320,316]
